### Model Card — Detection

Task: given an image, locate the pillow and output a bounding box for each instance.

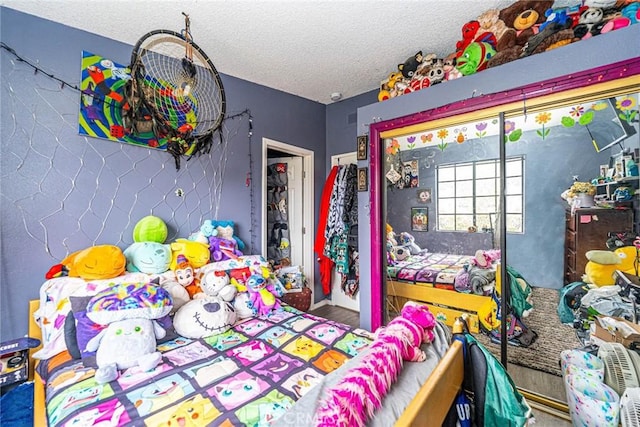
[86,282,172,325]
[69,295,105,360]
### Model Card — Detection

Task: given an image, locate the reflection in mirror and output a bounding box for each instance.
[382,89,639,404]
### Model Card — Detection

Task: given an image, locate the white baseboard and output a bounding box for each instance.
[309,299,329,311]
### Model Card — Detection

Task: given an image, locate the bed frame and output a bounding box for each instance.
[27,299,465,427]
[387,264,502,334]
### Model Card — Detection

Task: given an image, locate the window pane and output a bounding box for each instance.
[476,214,492,231]
[476,178,496,196]
[506,176,522,195]
[476,196,496,213]
[507,195,523,213]
[506,213,523,233]
[506,159,522,176]
[439,215,455,230]
[456,180,473,197]
[456,197,473,213]
[456,215,473,230]
[476,162,496,179]
[456,164,473,180]
[438,167,455,181]
[439,198,455,214]
[439,181,455,195]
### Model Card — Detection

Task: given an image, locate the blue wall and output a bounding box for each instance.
[356,25,640,330]
[0,8,327,341]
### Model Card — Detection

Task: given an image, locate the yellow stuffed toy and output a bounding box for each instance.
[583,246,638,286]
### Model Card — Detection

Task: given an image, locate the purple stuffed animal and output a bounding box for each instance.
[208,236,243,262]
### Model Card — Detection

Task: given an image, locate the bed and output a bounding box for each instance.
[28,260,466,427]
[386,252,500,333]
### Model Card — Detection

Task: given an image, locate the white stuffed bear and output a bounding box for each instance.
[87,318,165,384]
[399,232,422,255]
[198,264,237,302]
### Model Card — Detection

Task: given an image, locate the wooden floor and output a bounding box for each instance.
[309,303,360,329]
[308,304,571,426]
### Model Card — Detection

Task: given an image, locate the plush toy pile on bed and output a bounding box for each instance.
[40,216,286,383]
[378,0,640,102]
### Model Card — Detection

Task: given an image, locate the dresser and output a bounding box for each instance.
[564,208,634,284]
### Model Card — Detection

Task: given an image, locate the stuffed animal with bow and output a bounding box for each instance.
[315,301,437,427]
[235,269,282,316]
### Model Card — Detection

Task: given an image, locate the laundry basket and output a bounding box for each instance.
[560,349,605,381]
[565,372,620,427]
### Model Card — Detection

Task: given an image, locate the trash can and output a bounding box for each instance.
[560,349,605,381]
[564,372,620,427]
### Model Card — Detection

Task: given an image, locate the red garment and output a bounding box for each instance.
[315,165,339,295]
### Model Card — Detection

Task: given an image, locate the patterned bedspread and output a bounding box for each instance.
[387,253,473,289]
[43,306,373,426]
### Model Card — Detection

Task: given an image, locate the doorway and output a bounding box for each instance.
[262,138,315,307]
[330,152,360,313]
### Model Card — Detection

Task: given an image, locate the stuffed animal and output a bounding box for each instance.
[84,282,173,383]
[209,220,246,252]
[476,8,512,51]
[198,264,237,302]
[173,254,204,299]
[187,219,218,245]
[237,273,282,317]
[315,301,436,427]
[486,0,554,69]
[123,242,172,274]
[584,246,639,286]
[132,215,168,243]
[573,7,605,38]
[456,41,496,76]
[208,235,243,262]
[397,51,423,79]
[45,244,126,280]
[398,232,422,254]
[173,296,237,339]
[455,21,481,57]
[169,238,211,270]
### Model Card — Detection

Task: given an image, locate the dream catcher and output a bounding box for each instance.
[124,13,226,169]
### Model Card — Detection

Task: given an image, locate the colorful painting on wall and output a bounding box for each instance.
[78,51,168,151]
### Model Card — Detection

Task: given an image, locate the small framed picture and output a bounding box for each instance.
[357,135,368,161]
[417,188,431,203]
[411,207,429,232]
[599,164,609,178]
[357,167,368,191]
[606,167,615,179]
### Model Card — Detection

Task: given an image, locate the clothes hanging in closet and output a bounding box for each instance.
[315,163,359,296]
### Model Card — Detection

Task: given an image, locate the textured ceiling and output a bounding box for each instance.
[2,0,522,104]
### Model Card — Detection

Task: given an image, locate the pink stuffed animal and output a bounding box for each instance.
[315,301,436,427]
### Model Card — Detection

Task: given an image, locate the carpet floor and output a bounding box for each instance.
[475,286,582,377]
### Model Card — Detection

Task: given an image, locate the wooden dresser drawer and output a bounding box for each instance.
[565,230,576,250]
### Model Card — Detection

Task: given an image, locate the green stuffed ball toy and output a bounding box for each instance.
[133,215,168,243]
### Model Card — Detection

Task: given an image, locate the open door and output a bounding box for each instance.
[262,138,315,308]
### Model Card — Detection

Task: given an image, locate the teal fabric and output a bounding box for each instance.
[466,334,533,427]
[557,281,585,324]
[505,265,533,319]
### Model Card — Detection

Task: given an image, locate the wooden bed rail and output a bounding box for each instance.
[28,300,46,427]
[395,339,465,427]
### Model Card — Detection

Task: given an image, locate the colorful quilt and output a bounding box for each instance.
[387,252,473,289]
[43,306,373,426]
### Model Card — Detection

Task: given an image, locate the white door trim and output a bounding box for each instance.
[262,138,317,309]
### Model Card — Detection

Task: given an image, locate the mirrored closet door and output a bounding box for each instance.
[370,63,639,403]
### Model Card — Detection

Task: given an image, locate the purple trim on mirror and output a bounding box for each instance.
[367,57,640,330]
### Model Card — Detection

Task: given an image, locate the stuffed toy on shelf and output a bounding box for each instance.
[583,246,639,286]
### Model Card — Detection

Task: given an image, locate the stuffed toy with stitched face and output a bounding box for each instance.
[456,41,496,76]
[584,246,639,286]
[397,51,423,79]
[173,296,237,339]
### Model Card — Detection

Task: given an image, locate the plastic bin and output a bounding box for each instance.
[560,349,605,381]
[565,372,620,427]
